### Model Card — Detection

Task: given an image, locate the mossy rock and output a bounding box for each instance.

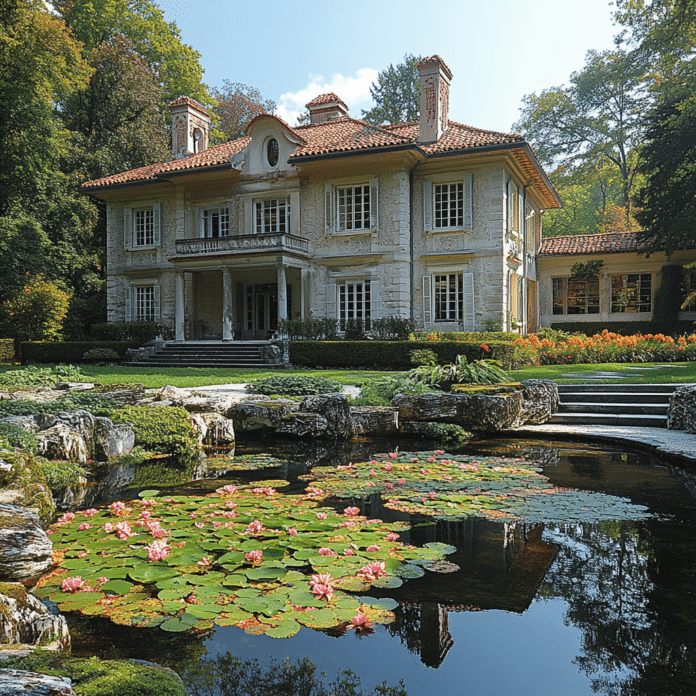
[451,382,521,395]
[0,452,55,524]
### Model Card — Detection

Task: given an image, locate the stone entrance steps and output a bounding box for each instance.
[548,383,679,428]
[125,341,278,368]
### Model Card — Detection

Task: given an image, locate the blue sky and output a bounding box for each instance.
[159,0,619,134]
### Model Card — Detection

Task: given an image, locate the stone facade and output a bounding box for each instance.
[85,57,560,338]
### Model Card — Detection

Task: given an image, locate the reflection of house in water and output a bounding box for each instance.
[386,519,558,667]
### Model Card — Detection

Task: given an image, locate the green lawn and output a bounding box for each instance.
[510,362,696,384]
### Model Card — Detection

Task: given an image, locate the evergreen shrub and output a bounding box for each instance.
[20,341,140,363]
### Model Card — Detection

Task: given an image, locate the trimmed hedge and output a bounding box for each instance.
[20,341,141,364]
[550,321,695,337]
[0,339,14,362]
[91,321,167,341]
[289,340,516,369]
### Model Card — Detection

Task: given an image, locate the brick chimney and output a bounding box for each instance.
[168,96,211,159]
[306,93,349,124]
[417,56,452,143]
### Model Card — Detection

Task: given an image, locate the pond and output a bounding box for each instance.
[48,437,696,696]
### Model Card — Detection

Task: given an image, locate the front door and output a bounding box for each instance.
[243,283,278,339]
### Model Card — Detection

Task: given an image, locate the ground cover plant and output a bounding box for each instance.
[246,375,343,396]
[302,451,651,524]
[35,479,455,637]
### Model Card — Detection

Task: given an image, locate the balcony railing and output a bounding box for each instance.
[175,233,309,258]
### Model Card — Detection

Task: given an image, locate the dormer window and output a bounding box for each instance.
[266,138,279,168]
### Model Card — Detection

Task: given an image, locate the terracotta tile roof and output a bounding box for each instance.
[539,232,647,256]
[168,96,210,116]
[306,93,348,109]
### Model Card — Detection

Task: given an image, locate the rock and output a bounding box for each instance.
[300,394,354,439]
[351,407,399,436]
[94,418,135,460]
[516,379,559,425]
[55,382,95,392]
[393,391,523,432]
[0,416,39,434]
[36,411,96,446]
[229,399,299,433]
[36,425,89,464]
[200,413,235,447]
[276,412,329,438]
[154,385,190,403]
[0,669,75,695]
[668,385,696,430]
[0,504,52,580]
[0,583,69,649]
[182,396,237,415]
[0,455,54,524]
[189,412,207,444]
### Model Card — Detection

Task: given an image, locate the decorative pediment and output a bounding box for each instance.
[243,114,306,176]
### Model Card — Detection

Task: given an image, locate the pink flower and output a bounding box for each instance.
[309,573,334,587]
[115,521,135,540]
[139,510,151,520]
[386,532,400,541]
[366,519,383,524]
[309,583,334,602]
[141,499,156,507]
[150,527,167,538]
[397,479,406,485]
[350,612,371,630]
[76,551,88,558]
[343,506,360,516]
[366,544,380,552]
[365,482,375,488]
[370,460,379,466]
[216,484,237,495]
[96,577,107,584]
[56,512,75,525]
[61,576,85,593]
[224,500,237,508]
[78,523,93,531]
[316,512,327,520]
[163,497,175,503]
[422,469,431,474]
[288,527,298,536]
[83,509,98,518]
[384,463,393,471]
[318,547,336,556]
[357,561,388,582]
[194,522,205,529]
[428,456,436,463]
[244,549,263,563]
[197,556,211,568]
[222,511,238,518]
[244,520,265,535]
[385,483,394,490]
[343,547,354,556]
[102,522,114,533]
[428,491,436,499]
[338,520,357,528]
[109,501,127,514]
[388,452,398,459]
[434,450,444,455]
[307,486,324,498]
[369,469,376,477]
[412,458,419,463]
[146,539,169,562]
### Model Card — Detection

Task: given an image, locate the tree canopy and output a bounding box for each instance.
[210,81,276,141]
[362,54,421,125]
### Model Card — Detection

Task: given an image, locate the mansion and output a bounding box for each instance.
[83,56,695,340]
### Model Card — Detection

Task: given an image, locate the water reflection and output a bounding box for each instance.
[65,438,696,695]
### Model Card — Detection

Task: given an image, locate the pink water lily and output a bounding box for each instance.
[386,532,400,541]
[357,561,387,582]
[78,523,93,531]
[197,556,211,568]
[141,499,157,507]
[316,512,327,520]
[434,450,445,455]
[350,612,371,630]
[366,544,380,552]
[244,520,265,535]
[288,527,298,536]
[244,549,263,563]
[115,521,135,540]
[109,501,127,515]
[384,463,393,471]
[343,506,360,516]
[309,573,334,587]
[388,452,398,459]
[146,539,170,562]
[102,522,114,533]
[83,509,99,518]
[216,484,237,495]
[61,576,85,593]
[318,547,336,556]
[310,583,334,602]
[56,512,75,525]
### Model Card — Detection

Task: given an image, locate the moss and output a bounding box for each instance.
[451,382,521,395]
[2,654,186,696]
[40,460,87,493]
[0,452,55,524]
[0,582,28,605]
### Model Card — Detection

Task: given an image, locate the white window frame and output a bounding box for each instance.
[201,206,229,238]
[423,173,473,231]
[124,203,162,249]
[325,178,379,234]
[124,283,160,323]
[611,273,653,314]
[255,198,289,234]
[422,271,474,330]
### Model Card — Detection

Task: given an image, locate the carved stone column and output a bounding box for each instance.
[277,263,288,327]
[222,268,233,341]
[175,271,185,341]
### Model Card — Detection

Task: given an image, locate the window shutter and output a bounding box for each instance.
[506,181,513,233]
[422,275,432,325]
[124,207,132,249]
[369,177,379,229]
[423,180,432,230]
[463,272,475,331]
[153,203,162,246]
[325,283,337,318]
[197,207,204,238]
[153,285,161,321]
[124,287,132,322]
[369,278,380,321]
[324,183,333,231]
[463,173,473,229]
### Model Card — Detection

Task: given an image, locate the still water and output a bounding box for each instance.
[68,438,696,696]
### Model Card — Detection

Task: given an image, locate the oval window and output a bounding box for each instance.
[266,138,279,167]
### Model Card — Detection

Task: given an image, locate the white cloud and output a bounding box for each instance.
[276,68,379,126]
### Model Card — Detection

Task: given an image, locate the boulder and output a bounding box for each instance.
[0,416,39,434]
[516,379,560,426]
[154,385,190,403]
[36,411,96,446]
[0,583,69,649]
[300,394,354,439]
[36,425,89,464]
[0,670,75,695]
[189,412,207,444]
[351,407,399,436]
[668,385,696,430]
[94,418,135,460]
[181,395,238,415]
[0,504,52,580]
[200,413,235,447]
[229,399,299,433]
[393,391,523,432]
[276,413,329,438]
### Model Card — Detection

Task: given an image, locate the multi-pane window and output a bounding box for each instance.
[135,209,154,246]
[611,273,652,313]
[338,280,371,330]
[552,277,600,315]
[255,199,289,234]
[337,185,370,231]
[202,207,229,238]
[135,286,155,321]
[435,273,463,322]
[434,183,463,228]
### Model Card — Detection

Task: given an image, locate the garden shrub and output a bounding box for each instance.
[350,374,439,406]
[279,318,338,340]
[409,356,509,389]
[0,422,37,453]
[344,318,367,340]
[247,375,343,396]
[549,321,694,337]
[41,460,87,493]
[0,338,14,362]
[82,347,120,363]
[0,451,54,522]
[370,317,416,341]
[409,349,438,366]
[20,341,139,364]
[653,265,685,330]
[0,392,120,419]
[90,321,166,342]
[97,406,200,463]
[417,422,471,445]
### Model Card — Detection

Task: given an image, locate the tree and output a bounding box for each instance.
[210,82,276,141]
[514,49,648,229]
[362,54,421,125]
